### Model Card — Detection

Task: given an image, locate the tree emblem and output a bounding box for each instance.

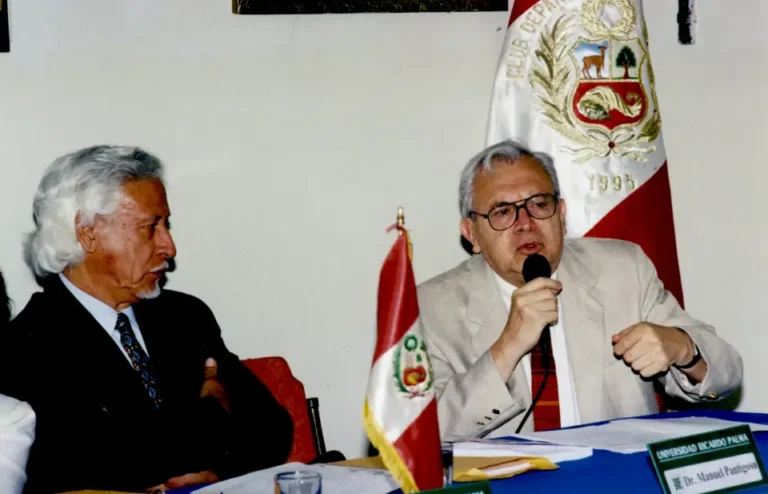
[616,46,637,79]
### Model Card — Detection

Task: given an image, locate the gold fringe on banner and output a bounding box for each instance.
[363,401,420,493]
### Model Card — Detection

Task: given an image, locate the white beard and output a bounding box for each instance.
[137,280,162,300]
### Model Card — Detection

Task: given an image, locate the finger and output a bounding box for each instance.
[514,288,559,306]
[631,351,668,378]
[533,308,559,323]
[166,474,201,489]
[529,299,558,313]
[621,339,655,364]
[526,309,559,328]
[638,360,667,378]
[612,326,644,356]
[146,484,168,493]
[520,277,563,293]
[611,324,638,344]
[166,472,218,489]
[628,352,656,374]
[204,358,218,379]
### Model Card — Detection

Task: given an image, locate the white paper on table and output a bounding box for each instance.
[452,439,592,463]
[514,417,768,454]
[194,462,399,494]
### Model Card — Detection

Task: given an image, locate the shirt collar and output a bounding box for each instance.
[58,273,138,330]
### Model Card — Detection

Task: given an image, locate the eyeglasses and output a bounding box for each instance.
[470,193,559,231]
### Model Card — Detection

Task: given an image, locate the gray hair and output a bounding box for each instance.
[24,145,165,277]
[458,139,560,218]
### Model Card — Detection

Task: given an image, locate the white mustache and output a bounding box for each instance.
[150,261,169,273]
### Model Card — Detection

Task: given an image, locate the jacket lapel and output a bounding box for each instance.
[132,301,163,361]
[559,242,606,424]
[465,255,531,402]
[45,278,151,411]
[133,297,201,405]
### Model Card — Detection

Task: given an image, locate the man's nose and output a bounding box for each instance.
[513,207,534,232]
[156,227,177,259]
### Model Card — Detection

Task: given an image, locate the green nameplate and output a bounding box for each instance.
[647,424,768,493]
[421,481,492,494]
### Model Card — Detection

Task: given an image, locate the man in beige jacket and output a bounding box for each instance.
[418,139,743,441]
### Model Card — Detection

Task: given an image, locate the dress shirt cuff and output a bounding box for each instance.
[667,328,716,399]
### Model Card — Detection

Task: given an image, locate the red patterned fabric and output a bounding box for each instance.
[530,334,560,431]
[241,357,317,463]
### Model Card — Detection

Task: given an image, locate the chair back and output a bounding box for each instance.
[241,357,318,463]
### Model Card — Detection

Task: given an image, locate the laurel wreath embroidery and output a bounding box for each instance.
[581,0,636,38]
[531,15,662,163]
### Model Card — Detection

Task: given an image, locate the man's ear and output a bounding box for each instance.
[460,217,482,254]
[559,198,567,236]
[75,212,98,254]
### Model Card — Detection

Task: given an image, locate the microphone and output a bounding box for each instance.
[522,254,552,350]
[522,253,552,281]
[515,253,554,434]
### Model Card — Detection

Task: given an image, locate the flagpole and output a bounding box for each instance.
[365,208,443,493]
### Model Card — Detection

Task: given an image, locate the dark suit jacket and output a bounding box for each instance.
[0,277,293,493]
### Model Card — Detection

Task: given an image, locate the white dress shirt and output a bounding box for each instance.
[59,274,150,362]
[0,394,35,494]
[494,272,581,427]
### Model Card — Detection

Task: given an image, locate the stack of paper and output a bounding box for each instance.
[194,462,398,494]
[449,439,593,481]
[453,439,593,463]
[515,416,768,454]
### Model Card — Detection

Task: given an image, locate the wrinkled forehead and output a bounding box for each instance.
[474,157,555,202]
[114,179,171,219]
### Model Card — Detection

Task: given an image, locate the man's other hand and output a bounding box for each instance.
[612,323,705,381]
[146,470,219,492]
[200,358,231,414]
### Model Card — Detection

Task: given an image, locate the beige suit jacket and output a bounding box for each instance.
[417,238,743,441]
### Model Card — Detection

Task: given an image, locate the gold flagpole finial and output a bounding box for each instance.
[396,207,405,235]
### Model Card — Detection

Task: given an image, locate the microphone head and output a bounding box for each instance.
[522,253,551,283]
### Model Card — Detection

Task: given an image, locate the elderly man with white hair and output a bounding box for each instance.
[0,145,292,493]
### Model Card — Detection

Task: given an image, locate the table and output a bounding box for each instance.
[62,410,768,494]
[61,491,138,494]
[455,410,768,494]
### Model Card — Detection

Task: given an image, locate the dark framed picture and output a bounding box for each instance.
[0,0,9,53]
[233,0,507,14]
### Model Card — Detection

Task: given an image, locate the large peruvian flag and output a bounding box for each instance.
[363,230,443,493]
[487,0,684,305]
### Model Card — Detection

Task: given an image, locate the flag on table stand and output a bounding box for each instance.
[487,0,685,307]
[363,217,443,493]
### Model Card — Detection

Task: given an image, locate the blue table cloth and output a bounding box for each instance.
[465,410,768,494]
[175,410,768,493]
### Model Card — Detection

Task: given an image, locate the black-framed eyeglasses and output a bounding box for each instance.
[469,193,559,231]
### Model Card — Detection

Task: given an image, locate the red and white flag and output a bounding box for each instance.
[488,0,684,304]
[363,228,443,493]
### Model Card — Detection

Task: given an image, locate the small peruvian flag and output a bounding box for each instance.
[363,226,443,493]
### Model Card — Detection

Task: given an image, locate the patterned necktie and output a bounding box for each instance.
[115,313,163,409]
[530,331,560,431]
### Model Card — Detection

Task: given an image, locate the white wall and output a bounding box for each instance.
[0,1,765,458]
